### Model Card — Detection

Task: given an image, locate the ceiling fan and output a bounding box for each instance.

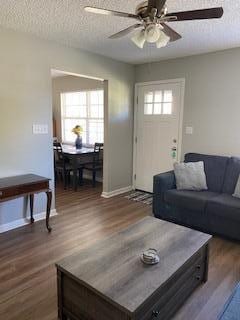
[84,1,224,49]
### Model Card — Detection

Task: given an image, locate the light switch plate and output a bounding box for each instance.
[186,126,193,135]
[33,124,48,135]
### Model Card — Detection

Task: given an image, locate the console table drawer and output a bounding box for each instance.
[0,181,49,201]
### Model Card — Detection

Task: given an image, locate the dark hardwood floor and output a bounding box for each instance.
[0,182,239,320]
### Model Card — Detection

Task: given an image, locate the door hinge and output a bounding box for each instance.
[134,174,136,180]
[136,96,138,105]
[135,136,137,144]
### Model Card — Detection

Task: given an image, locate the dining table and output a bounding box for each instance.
[62,145,95,191]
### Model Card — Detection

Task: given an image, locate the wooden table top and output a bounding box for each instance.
[56,217,211,314]
[62,145,94,155]
[0,174,50,190]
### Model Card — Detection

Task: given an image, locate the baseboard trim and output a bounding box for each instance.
[101,186,133,198]
[0,209,58,234]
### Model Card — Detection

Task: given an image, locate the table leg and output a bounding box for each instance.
[29,194,34,223]
[73,157,78,191]
[46,189,52,232]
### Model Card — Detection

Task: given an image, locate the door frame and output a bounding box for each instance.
[133,78,185,190]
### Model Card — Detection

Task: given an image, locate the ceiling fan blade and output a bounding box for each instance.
[84,6,140,20]
[109,24,142,39]
[156,0,167,12]
[166,7,223,21]
[161,23,182,42]
[147,0,167,15]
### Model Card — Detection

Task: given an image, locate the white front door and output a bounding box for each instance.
[134,80,184,192]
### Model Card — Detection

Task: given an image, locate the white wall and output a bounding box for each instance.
[0,27,135,227]
[52,75,104,141]
[135,48,240,158]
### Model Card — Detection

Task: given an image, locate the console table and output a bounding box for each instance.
[0,174,52,232]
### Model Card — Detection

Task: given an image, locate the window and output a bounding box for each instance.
[61,90,104,146]
[144,90,173,115]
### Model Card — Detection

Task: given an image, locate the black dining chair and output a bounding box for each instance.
[53,142,83,189]
[83,143,104,187]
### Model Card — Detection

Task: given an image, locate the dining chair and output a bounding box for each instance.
[83,143,104,187]
[53,142,83,189]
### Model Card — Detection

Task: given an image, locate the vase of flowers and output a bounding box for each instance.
[72,125,83,149]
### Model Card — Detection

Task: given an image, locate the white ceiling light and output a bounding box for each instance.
[131,30,146,49]
[156,31,170,48]
[131,24,170,49]
[145,25,161,43]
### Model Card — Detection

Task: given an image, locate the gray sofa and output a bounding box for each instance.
[153,153,240,241]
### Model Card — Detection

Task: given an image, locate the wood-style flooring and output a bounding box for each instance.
[0,182,239,320]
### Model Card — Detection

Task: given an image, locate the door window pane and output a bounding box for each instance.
[154,91,163,103]
[164,90,173,102]
[143,89,173,116]
[153,103,162,115]
[163,103,172,115]
[145,92,153,103]
[144,103,153,115]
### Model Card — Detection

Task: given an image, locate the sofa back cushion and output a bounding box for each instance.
[184,153,229,193]
[222,157,240,194]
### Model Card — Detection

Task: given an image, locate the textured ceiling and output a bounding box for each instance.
[0,0,240,64]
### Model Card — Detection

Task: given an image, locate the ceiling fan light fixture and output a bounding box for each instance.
[85,3,224,51]
[156,31,170,48]
[145,24,161,43]
[131,29,146,48]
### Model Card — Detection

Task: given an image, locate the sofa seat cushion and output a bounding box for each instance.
[164,190,219,212]
[206,194,240,222]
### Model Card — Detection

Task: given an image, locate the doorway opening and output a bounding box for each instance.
[51,69,107,205]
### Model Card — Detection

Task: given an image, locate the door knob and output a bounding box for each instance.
[173,139,177,143]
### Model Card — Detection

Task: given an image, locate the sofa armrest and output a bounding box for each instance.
[153,171,176,217]
[153,171,176,196]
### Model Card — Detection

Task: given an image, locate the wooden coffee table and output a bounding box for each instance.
[56,217,211,320]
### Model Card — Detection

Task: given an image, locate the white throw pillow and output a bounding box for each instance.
[233,175,240,198]
[174,161,208,191]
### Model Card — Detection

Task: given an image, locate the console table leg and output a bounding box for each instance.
[29,194,34,223]
[46,189,52,232]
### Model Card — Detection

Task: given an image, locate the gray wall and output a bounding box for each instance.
[52,75,104,141]
[0,27,134,227]
[135,48,240,158]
